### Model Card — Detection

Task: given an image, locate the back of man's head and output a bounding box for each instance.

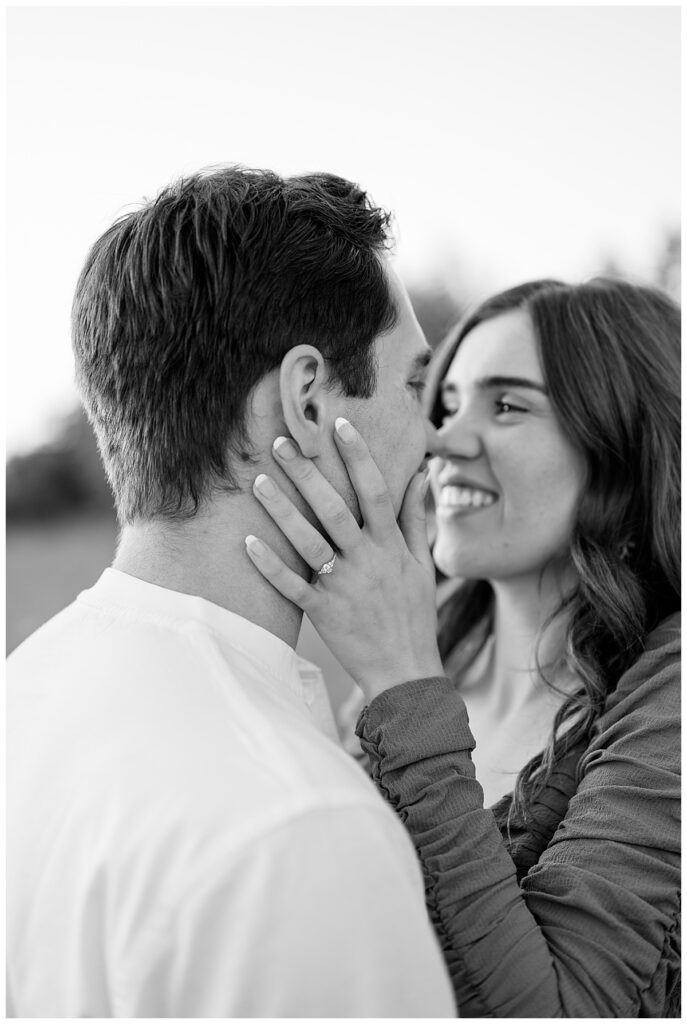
[72,166,397,524]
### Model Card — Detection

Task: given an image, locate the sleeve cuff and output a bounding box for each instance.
[355,676,476,774]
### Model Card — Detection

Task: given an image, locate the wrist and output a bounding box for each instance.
[356,654,445,704]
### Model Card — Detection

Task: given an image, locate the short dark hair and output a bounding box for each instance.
[72,166,397,523]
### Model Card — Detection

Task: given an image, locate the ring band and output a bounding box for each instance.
[317,554,337,575]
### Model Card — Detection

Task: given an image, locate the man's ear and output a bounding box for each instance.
[279,345,332,458]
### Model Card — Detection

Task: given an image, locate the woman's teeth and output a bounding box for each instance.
[440,485,496,509]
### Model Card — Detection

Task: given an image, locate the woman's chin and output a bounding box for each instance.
[432,542,471,581]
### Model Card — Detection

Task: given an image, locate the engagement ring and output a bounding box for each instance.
[317,555,337,575]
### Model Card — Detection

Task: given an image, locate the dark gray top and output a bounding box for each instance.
[356,614,680,1017]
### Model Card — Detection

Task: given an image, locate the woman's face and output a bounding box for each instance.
[430,309,587,583]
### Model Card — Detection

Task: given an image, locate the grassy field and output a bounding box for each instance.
[6,516,119,654]
[6,515,355,713]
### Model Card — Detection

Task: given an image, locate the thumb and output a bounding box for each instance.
[398,470,434,568]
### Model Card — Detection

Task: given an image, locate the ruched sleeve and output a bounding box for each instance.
[355,616,680,1017]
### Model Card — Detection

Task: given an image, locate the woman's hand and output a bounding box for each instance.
[245,417,444,703]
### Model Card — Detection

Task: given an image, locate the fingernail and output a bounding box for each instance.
[273,436,298,460]
[254,474,276,497]
[335,417,356,444]
[421,469,431,497]
[245,535,267,557]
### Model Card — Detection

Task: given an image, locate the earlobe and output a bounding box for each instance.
[279,345,330,457]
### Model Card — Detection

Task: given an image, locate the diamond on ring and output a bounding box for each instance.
[317,554,337,575]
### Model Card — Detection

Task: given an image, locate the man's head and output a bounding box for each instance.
[73,166,409,524]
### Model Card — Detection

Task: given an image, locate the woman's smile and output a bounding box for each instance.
[436,482,498,514]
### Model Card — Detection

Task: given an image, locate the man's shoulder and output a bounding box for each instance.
[8,597,84,668]
[7,588,389,846]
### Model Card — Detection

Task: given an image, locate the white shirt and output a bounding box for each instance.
[7,569,455,1018]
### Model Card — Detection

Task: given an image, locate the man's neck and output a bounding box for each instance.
[112,493,306,650]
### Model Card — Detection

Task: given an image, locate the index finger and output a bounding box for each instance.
[271,436,364,553]
[331,417,399,536]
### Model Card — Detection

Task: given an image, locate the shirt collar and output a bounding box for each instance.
[78,568,311,695]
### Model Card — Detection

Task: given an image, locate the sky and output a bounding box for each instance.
[6,4,681,455]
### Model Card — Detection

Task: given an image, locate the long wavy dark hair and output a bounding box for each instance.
[425,278,680,825]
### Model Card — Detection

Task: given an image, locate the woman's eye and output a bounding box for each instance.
[408,380,427,397]
[495,398,527,415]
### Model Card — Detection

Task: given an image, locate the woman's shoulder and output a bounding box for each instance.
[617,612,680,700]
[591,613,680,756]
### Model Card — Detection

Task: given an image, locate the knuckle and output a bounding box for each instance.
[305,538,332,564]
[293,461,316,483]
[324,500,350,527]
[291,578,309,604]
[369,487,391,509]
[298,585,318,613]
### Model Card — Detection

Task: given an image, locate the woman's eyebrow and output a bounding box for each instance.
[441,375,548,395]
[479,375,548,394]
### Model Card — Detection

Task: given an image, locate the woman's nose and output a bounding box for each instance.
[424,418,443,456]
[427,411,483,460]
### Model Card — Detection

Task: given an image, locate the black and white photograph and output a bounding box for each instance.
[6,4,681,1018]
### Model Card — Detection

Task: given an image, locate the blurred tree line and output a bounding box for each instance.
[6,408,114,522]
[6,231,680,524]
